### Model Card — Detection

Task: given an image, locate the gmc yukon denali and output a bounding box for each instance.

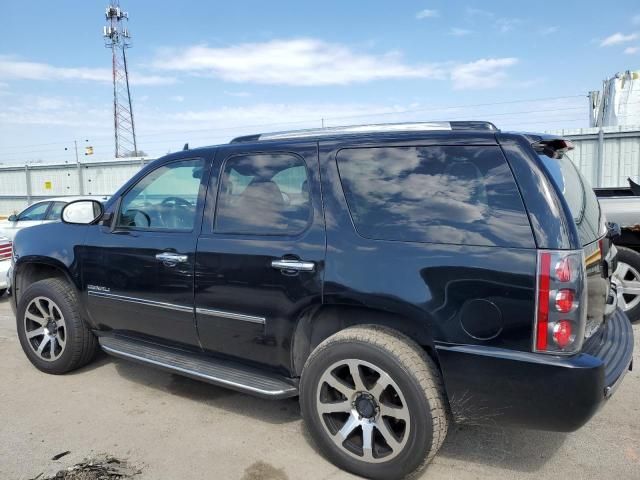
[7,122,634,479]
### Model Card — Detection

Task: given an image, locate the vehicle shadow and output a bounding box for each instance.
[436,423,568,473]
[104,351,567,472]
[110,357,301,425]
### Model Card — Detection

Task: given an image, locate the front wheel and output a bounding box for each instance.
[16,278,98,374]
[300,326,449,480]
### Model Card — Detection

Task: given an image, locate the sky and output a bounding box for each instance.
[1,0,639,164]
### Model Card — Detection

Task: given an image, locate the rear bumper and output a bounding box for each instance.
[436,308,633,432]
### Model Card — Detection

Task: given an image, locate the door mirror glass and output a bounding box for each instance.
[61,200,104,225]
[7,214,17,222]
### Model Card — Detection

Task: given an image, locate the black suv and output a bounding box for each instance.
[7,122,634,479]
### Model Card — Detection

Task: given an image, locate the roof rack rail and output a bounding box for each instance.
[230,121,498,143]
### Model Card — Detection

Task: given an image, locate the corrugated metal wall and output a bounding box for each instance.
[549,126,640,187]
[1,127,639,215]
[0,159,148,215]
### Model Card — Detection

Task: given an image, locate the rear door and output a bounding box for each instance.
[194,142,325,372]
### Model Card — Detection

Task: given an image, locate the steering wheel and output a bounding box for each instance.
[123,209,151,228]
[161,196,192,209]
[159,196,192,228]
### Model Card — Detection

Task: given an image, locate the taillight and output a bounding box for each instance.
[534,250,586,354]
[0,241,12,261]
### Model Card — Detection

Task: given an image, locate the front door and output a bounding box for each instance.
[82,157,209,348]
[195,143,325,372]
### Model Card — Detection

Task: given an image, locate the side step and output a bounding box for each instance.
[99,335,298,399]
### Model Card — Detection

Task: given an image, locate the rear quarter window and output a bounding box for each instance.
[538,154,602,246]
[336,145,534,248]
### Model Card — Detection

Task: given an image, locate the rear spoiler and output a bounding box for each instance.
[532,139,575,159]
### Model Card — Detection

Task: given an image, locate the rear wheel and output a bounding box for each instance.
[613,246,640,323]
[300,326,448,480]
[16,278,98,374]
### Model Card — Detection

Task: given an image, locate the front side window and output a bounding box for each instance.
[46,202,66,220]
[116,158,205,231]
[18,202,50,221]
[215,153,311,235]
[336,146,533,247]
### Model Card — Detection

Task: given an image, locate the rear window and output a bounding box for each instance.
[336,146,534,247]
[538,154,602,246]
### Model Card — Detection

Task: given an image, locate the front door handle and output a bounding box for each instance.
[271,259,315,272]
[156,252,188,267]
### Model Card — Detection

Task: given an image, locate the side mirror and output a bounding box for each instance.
[7,214,17,222]
[606,222,621,240]
[61,200,104,225]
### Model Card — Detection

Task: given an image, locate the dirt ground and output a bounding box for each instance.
[0,294,638,480]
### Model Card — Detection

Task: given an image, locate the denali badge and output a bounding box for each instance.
[87,285,111,292]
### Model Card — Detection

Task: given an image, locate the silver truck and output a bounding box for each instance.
[596,178,640,322]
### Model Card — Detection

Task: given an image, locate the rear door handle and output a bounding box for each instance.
[156,252,188,266]
[271,259,315,272]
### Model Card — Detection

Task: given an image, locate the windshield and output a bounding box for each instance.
[538,153,603,246]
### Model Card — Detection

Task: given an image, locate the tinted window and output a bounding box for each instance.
[18,202,49,221]
[336,146,533,247]
[117,158,205,231]
[46,202,66,220]
[215,153,311,235]
[538,154,602,246]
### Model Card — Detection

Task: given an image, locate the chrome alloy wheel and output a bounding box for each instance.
[23,296,66,362]
[316,359,410,463]
[613,261,640,312]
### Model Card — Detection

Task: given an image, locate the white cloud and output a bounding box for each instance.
[224,91,252,97]
[151,39,447,86]
[169,95,185,102]
[495,18,521,33]
[416,9,439,19]
[449,28,472,36]
[450,58,518,90]
[624,46,639,54]
[539,26,559,35]
[0,56,175,86]
[600,32,639,47]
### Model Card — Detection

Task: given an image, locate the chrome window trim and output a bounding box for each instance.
[87,291,193,313]
[195,307,266,325]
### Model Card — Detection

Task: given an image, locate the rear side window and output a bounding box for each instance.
[215,153,312,235]
[538,154,602,246]
[336,146,533,247]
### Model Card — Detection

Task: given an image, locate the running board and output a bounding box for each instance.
[99,336,298,399]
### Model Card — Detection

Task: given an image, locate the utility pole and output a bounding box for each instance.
[103,2,138,158]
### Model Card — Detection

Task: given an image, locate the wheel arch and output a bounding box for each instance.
[14,258,80,307]
[291,305,438,376]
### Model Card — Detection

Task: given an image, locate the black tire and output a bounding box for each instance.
[614,246,640,323]
[16,278,98,374]
[0,288,6,297]
[300,325,449,480]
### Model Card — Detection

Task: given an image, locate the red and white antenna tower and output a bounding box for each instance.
[103,2,138,158]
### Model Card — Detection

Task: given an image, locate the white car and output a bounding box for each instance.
[0,236,11,295]
[0,196,109,241]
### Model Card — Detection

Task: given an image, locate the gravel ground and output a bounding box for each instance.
[0,295,638,480]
